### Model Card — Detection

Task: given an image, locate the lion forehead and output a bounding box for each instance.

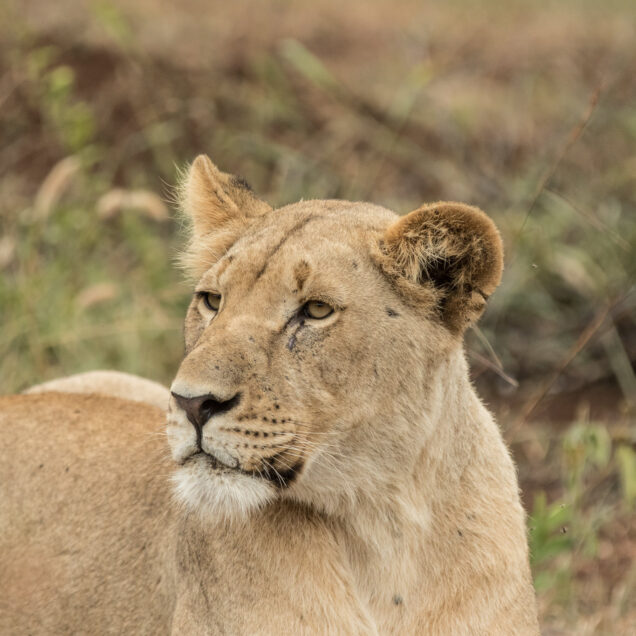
[210,202,396,284]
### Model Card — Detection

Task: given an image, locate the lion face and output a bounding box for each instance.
[167,156,503,521]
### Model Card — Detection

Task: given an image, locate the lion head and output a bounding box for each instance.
[166,155,503,521]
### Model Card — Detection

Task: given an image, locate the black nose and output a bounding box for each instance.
[171,392,241,446]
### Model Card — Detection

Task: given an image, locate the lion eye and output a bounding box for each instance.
[303,300,334,320]
[201,292,221,312]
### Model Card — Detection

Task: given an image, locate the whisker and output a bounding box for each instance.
[262,458,290,488]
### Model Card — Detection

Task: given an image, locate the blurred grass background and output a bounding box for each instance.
[1,0,635,632]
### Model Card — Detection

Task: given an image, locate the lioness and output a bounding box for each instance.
[0,156,539,634]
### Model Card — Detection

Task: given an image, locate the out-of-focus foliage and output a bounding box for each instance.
[1,1,635,632]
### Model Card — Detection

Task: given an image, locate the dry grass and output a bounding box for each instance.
[1,0,635,631]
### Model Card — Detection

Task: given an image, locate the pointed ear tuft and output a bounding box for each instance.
[178,155,272,279]
[381,202,503,332]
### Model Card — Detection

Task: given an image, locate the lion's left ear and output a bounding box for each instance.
[179,154,272,278]
[381,202,503,332]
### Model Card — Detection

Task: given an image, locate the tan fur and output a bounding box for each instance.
[0,155,539,634]
[178,155,272,278]
[25,370,170,410]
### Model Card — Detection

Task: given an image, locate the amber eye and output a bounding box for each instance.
[303,300,334,319]
[201,292,221,312]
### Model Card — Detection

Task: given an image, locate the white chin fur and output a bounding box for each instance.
[171,459,275,522]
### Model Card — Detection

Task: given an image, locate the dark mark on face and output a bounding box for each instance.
[386,307,399,317]
[288,318,305,351]
[253,215,322,282]
[280,311,306,352]
[294,260,311,292]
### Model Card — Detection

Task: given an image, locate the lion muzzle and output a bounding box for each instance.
[171,391,241,447]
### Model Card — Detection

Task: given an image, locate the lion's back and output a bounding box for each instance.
[25,370,170,410]
[0,393,175,635]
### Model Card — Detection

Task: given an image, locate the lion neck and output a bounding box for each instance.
[170,346,503,628]
[323,347,484,614]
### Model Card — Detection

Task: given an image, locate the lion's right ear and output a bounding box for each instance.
[179,154,272,278]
